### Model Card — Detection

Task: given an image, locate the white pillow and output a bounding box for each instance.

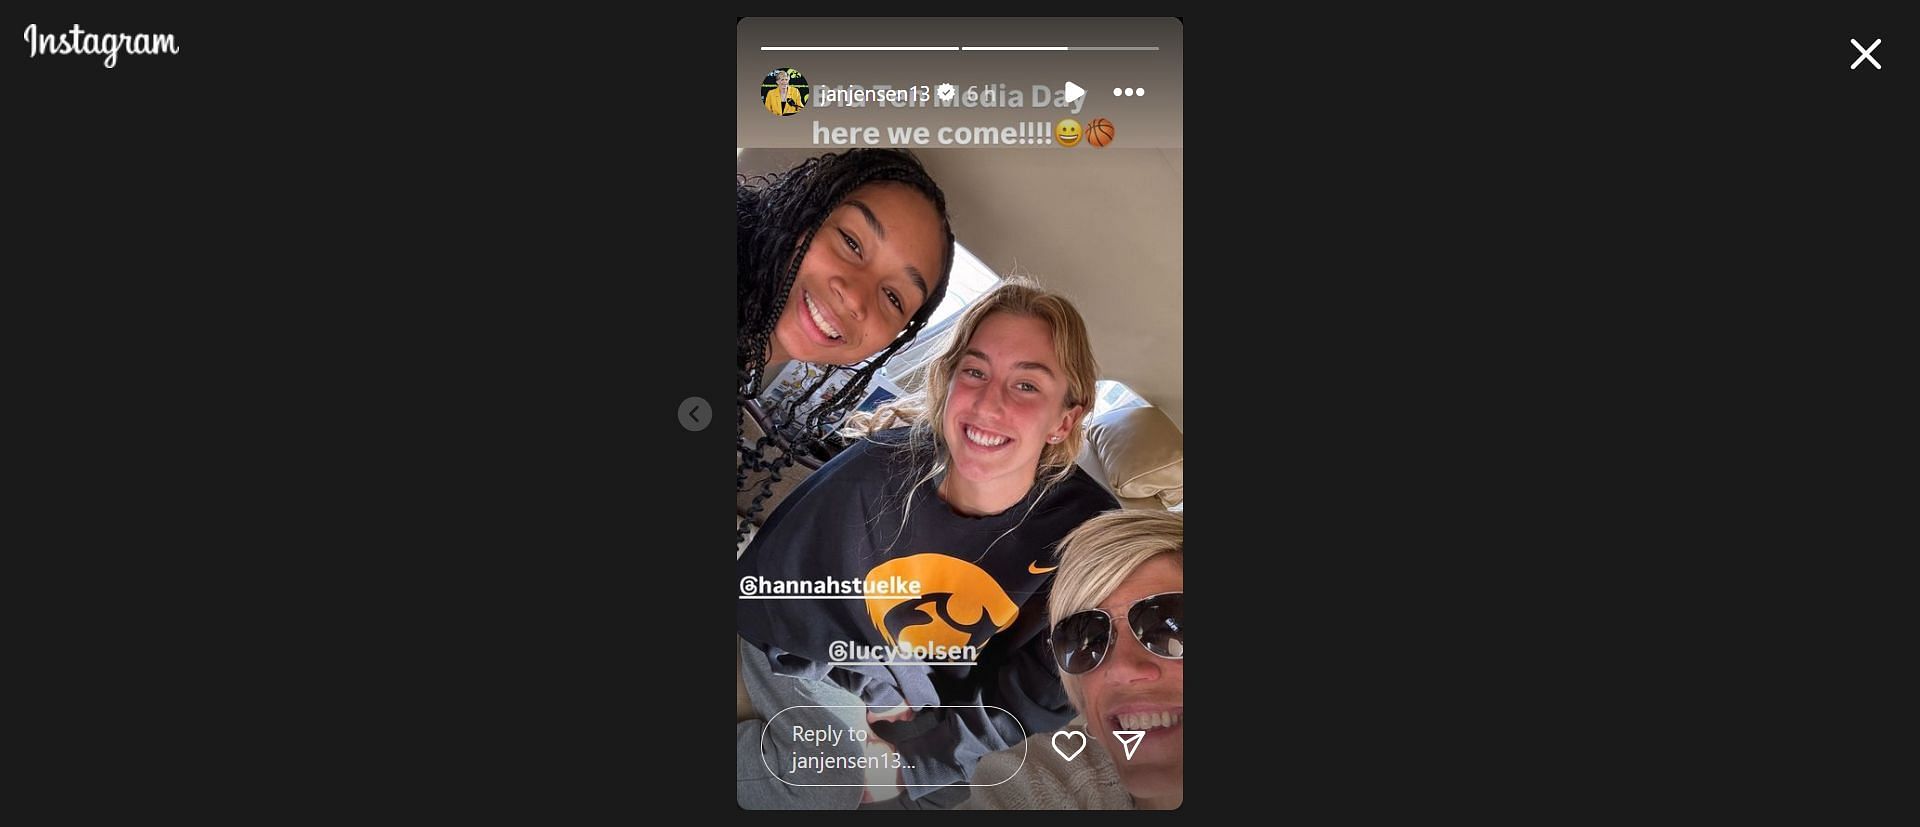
[1084,406,1183,508]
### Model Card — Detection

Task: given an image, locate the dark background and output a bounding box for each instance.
[13,6,1909,819]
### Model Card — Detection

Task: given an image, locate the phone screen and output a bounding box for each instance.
[735,16,1185,811]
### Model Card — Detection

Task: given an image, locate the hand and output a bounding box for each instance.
[857,705,915,803]
[868,703,915,725]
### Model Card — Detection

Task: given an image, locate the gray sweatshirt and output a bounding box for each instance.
[959,726,1137,810]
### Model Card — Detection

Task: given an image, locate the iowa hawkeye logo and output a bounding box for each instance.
[863,554,1019,653]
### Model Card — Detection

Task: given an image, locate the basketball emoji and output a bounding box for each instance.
[1086,118,1115,147]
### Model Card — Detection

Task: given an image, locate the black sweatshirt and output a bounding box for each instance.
[736,428,1119,795]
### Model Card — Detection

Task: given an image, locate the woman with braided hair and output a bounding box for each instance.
[737,150,955,544]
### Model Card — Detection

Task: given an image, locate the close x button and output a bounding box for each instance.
[1852,38,1883,69]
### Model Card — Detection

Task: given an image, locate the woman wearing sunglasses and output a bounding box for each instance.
[961,510,1184,810]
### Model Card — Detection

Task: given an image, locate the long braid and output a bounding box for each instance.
[733,199,812,530]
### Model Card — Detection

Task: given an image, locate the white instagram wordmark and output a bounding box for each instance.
[23,24,179,68]
[1851,38,1881,70]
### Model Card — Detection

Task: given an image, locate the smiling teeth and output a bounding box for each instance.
[965,426,1008,447]
[804,292,842,339]
[1117,711,1181,731]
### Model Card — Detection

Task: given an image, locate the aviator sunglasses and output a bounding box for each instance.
[1049,591,1183,675]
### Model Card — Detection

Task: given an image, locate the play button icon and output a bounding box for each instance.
[1063,81,1085,104]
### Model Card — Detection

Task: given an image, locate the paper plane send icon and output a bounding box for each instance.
[1113,730,1146,760]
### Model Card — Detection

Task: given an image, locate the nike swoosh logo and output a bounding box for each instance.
[1028,562,1058,574]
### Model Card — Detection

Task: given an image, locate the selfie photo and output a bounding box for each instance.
[734,145,1183,810]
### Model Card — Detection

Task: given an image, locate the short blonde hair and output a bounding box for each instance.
[1048,510,1184,624]
[1049,510,1182,710]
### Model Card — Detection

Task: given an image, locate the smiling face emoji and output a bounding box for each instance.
[1055,118,1082,147]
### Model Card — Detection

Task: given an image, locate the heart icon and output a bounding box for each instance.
[1050,730,1087,762]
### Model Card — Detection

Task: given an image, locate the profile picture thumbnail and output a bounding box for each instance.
[761,68,810,116]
